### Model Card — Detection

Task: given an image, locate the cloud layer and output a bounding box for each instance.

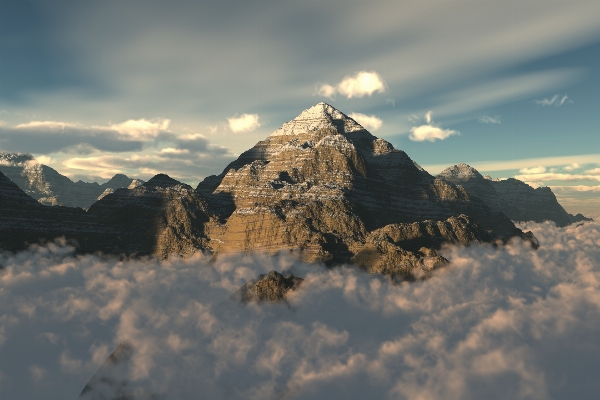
[1,221,600,399]
[409,111,459,142]
[318,71,386,100]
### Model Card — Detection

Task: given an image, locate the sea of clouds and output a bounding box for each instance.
[1,221,600,399]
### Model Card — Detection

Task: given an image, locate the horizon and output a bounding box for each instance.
[1,1,599,218]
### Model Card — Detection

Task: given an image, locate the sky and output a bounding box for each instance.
[2,221,600,399]
[1,0,599,216]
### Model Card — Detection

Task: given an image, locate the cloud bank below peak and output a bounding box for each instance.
[2,222,600,399]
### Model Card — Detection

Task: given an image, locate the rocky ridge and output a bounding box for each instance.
[438,163,592,227]
[0,152,139,208]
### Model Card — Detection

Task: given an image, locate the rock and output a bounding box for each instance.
[230,270,304,303]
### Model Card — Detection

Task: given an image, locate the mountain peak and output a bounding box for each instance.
[270,102,367,137]
[0,152,37,166]
[144,174,184,188]
[438,163,483,181]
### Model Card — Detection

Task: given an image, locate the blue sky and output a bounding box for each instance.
[1,0,599,216]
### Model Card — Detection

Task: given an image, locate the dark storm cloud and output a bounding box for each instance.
[1,222,600,399]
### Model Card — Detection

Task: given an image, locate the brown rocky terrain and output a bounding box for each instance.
[230,270,304,303]
[197,103,532,276]
[437,163,592,227]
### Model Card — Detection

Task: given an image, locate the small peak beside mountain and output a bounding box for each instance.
[438,163,483,182]
[144,173,187,189]
[230,270,304,304]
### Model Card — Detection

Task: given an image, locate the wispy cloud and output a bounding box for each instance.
[227,114,261,133]
[318,71,386,100]
[535,94,573,107]
[349,112,382,131]
[409,111,459,142]
[479,115,502,124]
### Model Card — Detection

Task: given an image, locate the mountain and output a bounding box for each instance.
[0,170,112,251]
[437,164,592,226]
[195,102,533,278]
[86,174,214,258]
[2,103,537,279]
[0,152,139,208]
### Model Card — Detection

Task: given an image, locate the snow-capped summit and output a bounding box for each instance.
[270,102,367,137]
[438,163,483,182]
[0,152,37,166]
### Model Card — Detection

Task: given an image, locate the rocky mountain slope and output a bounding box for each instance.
[2,103,538,279]
[437,163,592,227]
[0,152,139,208]
[196,102,530,277]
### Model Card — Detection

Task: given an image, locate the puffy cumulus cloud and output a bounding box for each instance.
[479,115,502,124]
[2,222,600,399]
[0,119,171,154]
[318,71,386,100]
[563,163,581,172]
[409,111,459,142]
[349,112,382,131]
[535,94,573,107]
[228,114,262,133]
[519,166,546,174]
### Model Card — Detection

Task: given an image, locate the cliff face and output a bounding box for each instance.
[0,152,138,208]
[199,103,525,268]
[437,164,591,226]
[86,174,214,258]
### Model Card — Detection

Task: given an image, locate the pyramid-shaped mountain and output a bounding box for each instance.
[196,102,530,277]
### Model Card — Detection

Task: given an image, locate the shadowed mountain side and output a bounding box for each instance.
[86,174,214,258]
[0,152,138,208]
[230,270,304,304]
[0,171,113,252]
[437,164,592,227]
[199,103,529,267]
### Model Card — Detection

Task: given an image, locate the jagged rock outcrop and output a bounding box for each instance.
[438,164,592,226]
[230,270,304,303]
[199,103,529,271]
[86,174,214,258]
[0,152,138,208]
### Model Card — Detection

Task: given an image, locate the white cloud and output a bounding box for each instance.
[103,118,171,140]
[584,167,600,175]
[563,163,581,172]
[317,84,337,100]
[519,166,546,174]
[318,71,386,100]
[409,111,459,142]
[535,94,573,107]
[3,222,600,399]
[349,113,382,131]
[479,115,502,124]
[228,114,261,133]
[425,110,433,124]
[514,172,600,182]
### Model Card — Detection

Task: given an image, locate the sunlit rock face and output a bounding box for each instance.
[0,152,137,209]
[438,163,592,226]
[198,103,527,270]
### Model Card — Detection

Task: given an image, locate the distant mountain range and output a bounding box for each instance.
[0,152,143,209]
[1,103,592,281]
[437,164,591,226]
